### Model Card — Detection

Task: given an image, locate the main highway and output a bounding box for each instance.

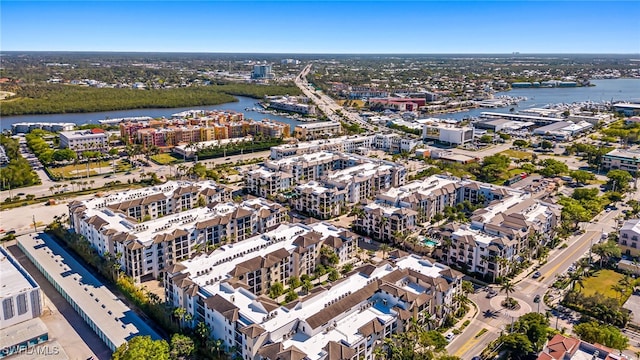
[294,64,376,132]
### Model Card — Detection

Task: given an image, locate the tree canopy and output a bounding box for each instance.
[573,321,629,350]
[112,336,170,360]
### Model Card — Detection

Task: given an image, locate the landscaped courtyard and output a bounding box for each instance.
[47,160,133,180]
[499,149,534,161]
[150,153,182,165]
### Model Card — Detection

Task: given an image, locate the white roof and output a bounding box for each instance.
[0,247,39,299]
[295,121,341,130]
[17,234,161,349]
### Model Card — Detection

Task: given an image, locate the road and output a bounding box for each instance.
[0,150,270,201]
[294,64,376,132]
[449,200,631,359]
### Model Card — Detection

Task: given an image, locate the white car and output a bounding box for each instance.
[445,333,455,342]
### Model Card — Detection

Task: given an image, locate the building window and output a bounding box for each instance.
[3,298,14,319]
[16,294,28,315]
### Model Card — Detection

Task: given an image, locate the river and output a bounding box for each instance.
[1,79,639,130]
[432,78,640,120]
[0,96,306,131]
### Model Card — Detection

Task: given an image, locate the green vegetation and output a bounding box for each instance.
[376,319,458,360]
[599,120,640,145]
[340,121,365,135]
[564,143,614,167]
[489,313,552,360]
[569,170,596,184]
[150,153,183,165]
[0,135,40,190]
[388,122,421,136]
[578,269,625,299]
[213,82,301,99]
[573,321,629,351]
[557,186,613,232]
[196,138,283,160]
[499,149,533,160]
[477,154,511,183]
[112,336,170,360]
[538,158,568,177]
[1,82,301,116]
[607,169,633,192]
[46,160,114,180]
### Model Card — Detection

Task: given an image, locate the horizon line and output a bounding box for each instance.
[3,50,640,56]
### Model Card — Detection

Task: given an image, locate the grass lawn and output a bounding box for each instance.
[48,160,111,179]
[499,149,533,160]
[150,153,182,165]
[580,269,626,300]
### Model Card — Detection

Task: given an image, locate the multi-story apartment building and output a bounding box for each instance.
[120,116,288,148]
[165,222,462,360]
[293,181,345,219]
[270,134,419,160]
[619,219,640,257]
[440,192,561,281]
[59,129,108,152]
[268,96,316,115]
[294,122,342,140]
[355,175,561,279]
[602,149,640,174]
[69,181,285,282]
[247,152,406,208]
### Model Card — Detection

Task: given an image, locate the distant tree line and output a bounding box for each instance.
[1,82,301,116]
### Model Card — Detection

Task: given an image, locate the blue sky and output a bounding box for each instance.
[2,1,639,53]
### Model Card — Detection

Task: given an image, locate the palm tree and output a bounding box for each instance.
[500,279,515,303]
[570,271,585,292]
[302,279,313,295]
[379,243,391,260]
[611,284,626,302]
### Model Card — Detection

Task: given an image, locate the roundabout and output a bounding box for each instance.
[489,295,532,317]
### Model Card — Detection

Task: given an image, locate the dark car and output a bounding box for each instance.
[532,271,542,279]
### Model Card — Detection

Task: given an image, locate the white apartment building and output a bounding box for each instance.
[294,122,343,140]
[293,181,345,219]
[0,247,43,330]
[165,222,462,360]
[70,180,232,223]
[602,149,640,174]
[619,219,640,257]
[69,182,284,282]
[247,152,406,206]
[59,129,108,152]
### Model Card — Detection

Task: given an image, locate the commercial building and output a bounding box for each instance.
[18,233,162,352]
[165,221,462,360]
[11,122,75,134]
[602,149,640,174]
[422,123,475,145]
[69,181,287,282]
[267,96,316,115]
[613,102,640,116]
[532,120,593,141]
[368,97,426,112]
[0,246,43,330]
[59,129,108,152]
[480,111,564,126]
[619,219,640,257]
[294,122,343,140]
[252,64,274,80]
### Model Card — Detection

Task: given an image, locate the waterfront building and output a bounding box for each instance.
[613,102,640,116]
[165,221,462,360]
[267,96,316,115]
[59,129,108,152]
[11,122,75,134]
[294,122,342,140]
[602,149,640,174]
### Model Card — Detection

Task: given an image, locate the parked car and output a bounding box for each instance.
[445,333,455,342]
[532,271,542,279]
